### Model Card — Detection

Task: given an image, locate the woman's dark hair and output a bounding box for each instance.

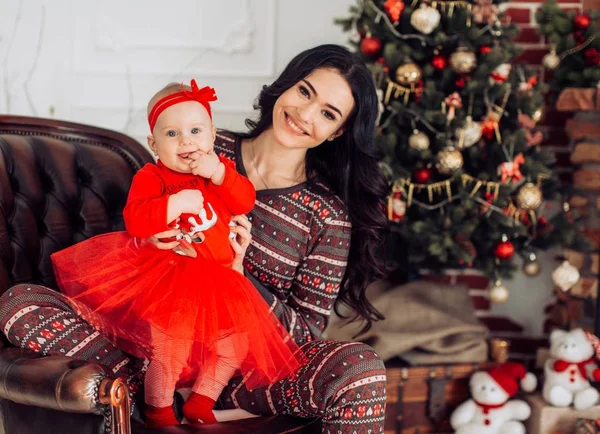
[241,44,389,334]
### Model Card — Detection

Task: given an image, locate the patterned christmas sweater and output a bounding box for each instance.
[214,131,351,346]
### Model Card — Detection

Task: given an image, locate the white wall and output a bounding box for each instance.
[0,0,356,143]
[0,0,553,335]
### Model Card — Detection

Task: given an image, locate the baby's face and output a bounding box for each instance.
[149,101,215,173]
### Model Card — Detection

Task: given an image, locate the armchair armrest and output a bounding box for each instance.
[0,347,108,414]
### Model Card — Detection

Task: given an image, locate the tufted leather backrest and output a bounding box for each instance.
[0,116,153,295]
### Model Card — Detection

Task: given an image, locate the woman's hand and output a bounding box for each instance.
[229,215,252,275]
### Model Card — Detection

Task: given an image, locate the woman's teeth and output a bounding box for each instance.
[286,115,306,135]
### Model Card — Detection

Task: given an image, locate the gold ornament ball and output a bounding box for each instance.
[450,48,477,74]
[552,260,580,292]
[395,63,422,86]
[532,108,544,123]
[410,3,441,35]
[516,183,543,211]
[408,130,430,150]
[489,280,510,303]
[436,147,463,175]
[543,51,561,70]
[523,254,541,277]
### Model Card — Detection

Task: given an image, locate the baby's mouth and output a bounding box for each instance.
[178,152,192,160]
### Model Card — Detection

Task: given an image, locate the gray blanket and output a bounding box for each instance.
[323,279,489,365]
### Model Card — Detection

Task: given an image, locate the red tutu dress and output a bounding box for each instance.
[51,158,305,391]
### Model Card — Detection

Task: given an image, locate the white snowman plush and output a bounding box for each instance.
[543,328,600,410]
[450,362,537,434]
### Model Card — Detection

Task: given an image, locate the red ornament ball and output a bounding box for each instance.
[574,13,591,30]
[455,77,466,88]
[414,168,432,183]
[584,48,600,66]
[479,46,492,55]
[574,30,587,43]
[432,55,447,70]
[361,36,382,57]
[494,241,515,260]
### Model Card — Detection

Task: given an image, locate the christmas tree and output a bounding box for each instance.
[536,0,600,90]
[336,0,590,297]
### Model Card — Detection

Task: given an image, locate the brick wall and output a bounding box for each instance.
[505,0,586,183]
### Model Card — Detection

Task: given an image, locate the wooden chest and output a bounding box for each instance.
[384,362,493,434]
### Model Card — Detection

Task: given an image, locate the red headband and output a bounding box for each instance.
[148,79,218,132]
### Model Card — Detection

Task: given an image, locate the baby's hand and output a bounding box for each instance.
[171,189,204,215]
[189,150,220,179]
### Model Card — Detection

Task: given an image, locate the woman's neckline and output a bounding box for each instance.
[234,135,308,196]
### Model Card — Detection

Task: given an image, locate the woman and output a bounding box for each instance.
[0,44,389,433]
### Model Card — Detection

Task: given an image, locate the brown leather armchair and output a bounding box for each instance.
[0,116,319,434]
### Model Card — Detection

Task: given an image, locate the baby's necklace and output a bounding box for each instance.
[251,139,305,190]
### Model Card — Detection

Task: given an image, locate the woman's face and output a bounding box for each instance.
[272,68,355,150]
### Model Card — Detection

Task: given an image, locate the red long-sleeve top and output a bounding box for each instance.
[123,157,256,264]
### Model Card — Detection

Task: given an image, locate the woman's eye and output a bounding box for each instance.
[167,130,177,137]
[299,85,309,97]
[191,128,200,134]
[323,110,335,121]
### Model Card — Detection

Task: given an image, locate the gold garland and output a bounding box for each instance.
[461,174,501,198]
[391,178,454,206]
[427,0,473,25]
[384,78,418,104]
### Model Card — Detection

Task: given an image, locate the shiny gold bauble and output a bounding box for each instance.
[436,147,463,175]
[408,130,430,150]
[449,48,477,74]
[455,116,482,149]
[395,63,422,86]
[552,260,580,292]
[543,51,561,70]
[410,3,441,35]
[489,280,510,303]
[515,183,543,211]
[523,253,541,277]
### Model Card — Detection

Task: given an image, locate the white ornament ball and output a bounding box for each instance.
[552,260,580,292]
[456,116,482,149]
[543,51,561,70]
[408,130,430,150]
[410,4,441,35]
[489,280,510,303]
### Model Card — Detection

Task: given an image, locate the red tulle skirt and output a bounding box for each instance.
[51,232,305,390]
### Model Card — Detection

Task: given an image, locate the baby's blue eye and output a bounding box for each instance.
[191,128,200,134]
[167,130,177,137]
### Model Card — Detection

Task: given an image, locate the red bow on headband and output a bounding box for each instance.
[148,79,218,132]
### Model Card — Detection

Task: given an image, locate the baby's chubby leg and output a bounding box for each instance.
[145,334,192,428]
[183,332,249,424]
